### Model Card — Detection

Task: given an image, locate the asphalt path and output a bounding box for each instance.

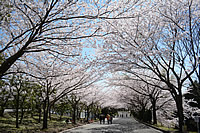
[60,117,163,133]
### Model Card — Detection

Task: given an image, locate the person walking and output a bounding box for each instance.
[106,114,110,124]
[99,114,105,124]
[110,115,113,124]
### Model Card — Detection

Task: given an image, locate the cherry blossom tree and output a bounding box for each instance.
[79,84,106,121]
[9,74,33,128]
[109,73,173,124]
[0,0,12,23]
[39,66,100,129]
[68,92,81,124]
[15,45,101,129]
[116,86,151,119]
[98,0,200,131]
[0,0,140,79]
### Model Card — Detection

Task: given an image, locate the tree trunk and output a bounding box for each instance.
[72,105,76,124]
[42,99,49,129]
[86,106,90,122]
[42,107,48,129]
[152,101,157,125]
[15,94,19,128]
[42,80,51,129]
[59,113,63,120]
[77,107,79,120]
[31,109,33,118]
[48,106,51,120]
[19,98,26,124]
[0,46,27,79]
[38,107,41,123]
[0,107,4,117]
[31,101,34,118]
[141,107,145,121]
[176,94,184,133]
[19,108,24,124]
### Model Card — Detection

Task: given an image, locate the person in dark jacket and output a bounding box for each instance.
[110,115,113,124]
[99,114,105,124]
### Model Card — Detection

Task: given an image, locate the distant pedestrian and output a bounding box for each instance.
[106,114,110,124]
[99,114,105,124]
[65,118,70,124]
[110,115,113,124]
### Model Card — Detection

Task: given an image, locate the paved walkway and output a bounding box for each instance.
[60,117,163,133]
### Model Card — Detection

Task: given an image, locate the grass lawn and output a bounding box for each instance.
[153,123,178,132]
[0,113,87,133]
[153,123,197,133]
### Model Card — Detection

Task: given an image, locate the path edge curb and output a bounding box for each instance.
[133,117,173,133]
